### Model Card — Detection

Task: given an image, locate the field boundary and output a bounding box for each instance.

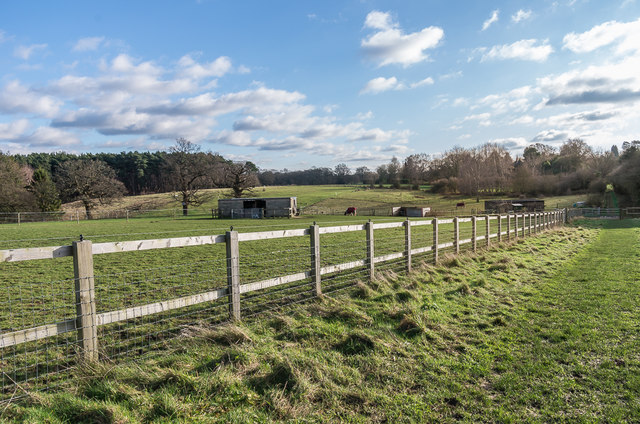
[0,210,564,400]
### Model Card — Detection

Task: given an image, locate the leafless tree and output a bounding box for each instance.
[164,138,223,215]
[55,159,126,219]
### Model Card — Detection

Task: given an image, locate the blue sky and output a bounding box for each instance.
[1,0,640,170]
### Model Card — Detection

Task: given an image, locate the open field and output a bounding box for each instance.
[56,184,586,217]
[1,219,637,422]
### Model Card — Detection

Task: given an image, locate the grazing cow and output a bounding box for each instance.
[456,202,465,208]
[344,207,357,216]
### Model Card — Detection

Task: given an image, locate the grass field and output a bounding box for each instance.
[2,219,637,422]
[57,184,586,218]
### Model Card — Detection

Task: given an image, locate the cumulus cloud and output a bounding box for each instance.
[563,17,640,55]
[14,43,47,60]
[531,129,570,143]
[0,80,61,117]
[0,119,30,140]
[511,9,532,23]
[482,10,499,31]
[361,76,401,93]
[481,39,553,62]
[73,36,105,52]
[539,55,640,105]
[489,137,528,152]
[178,54,232,79]
[361,10,444,67]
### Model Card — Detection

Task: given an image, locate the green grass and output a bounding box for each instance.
[56,184,584,218]
[3,220,638,422]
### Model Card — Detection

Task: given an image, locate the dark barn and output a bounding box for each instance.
[218,197,298,218]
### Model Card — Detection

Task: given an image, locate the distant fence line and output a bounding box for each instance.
[0,210,565,401]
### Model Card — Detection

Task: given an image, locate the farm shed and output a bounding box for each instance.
[392,206,431,217]
[218,197,298,218]
[484,199,545,212]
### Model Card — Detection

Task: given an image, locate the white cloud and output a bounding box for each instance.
[364,10,396,30]
[362,10,444,67]
[356,111,374,120]
[178,54,233,79]
[410,77,434,88]
[361,76,401,94]
[361,76,434,94]
[482,10,499,31]
[0,119,30,140]
[481,39,553,62]
[14,43,47,60]
[0,80,61,117]
[563,17,640,55]
[511,9,532,23]
[0,30,8,43]
[463,112,492,126]
[538,55,640,105]
[73,36,105,52]
[531,129,570,143]
[489,137,528,153]
[476,85,536,114]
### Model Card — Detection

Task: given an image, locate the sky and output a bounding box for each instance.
[1,0,640,171]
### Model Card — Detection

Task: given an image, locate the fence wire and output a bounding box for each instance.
[0,212,564,403]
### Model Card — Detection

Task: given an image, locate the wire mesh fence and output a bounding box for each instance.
[0,211,565,403]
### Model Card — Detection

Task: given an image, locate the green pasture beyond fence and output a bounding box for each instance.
[0,211,565,402]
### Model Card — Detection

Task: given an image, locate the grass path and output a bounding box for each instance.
[481,219,640,421]
[2,221,639,423]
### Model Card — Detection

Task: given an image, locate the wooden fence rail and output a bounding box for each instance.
[0,211,565,361]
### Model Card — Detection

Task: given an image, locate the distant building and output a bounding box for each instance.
[484,199,544,212]
[392,206,431,217]
[218,197,298,218]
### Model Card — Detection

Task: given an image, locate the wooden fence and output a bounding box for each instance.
[0,211,564,357]
[0,211,564,399]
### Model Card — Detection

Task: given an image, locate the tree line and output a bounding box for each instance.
[2,137,639,217]
[0,139,259,217]
[258,138,640,207]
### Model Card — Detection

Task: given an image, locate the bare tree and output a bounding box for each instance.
[56,159,126,219]
[164,138,222,216]
[225,161,259,198]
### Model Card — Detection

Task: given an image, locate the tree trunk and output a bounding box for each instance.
[83,200,93,220]
[182,194,188,216]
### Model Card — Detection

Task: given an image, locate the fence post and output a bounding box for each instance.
[73,240,98,362]
[453,216,459,255]
[226,230,241,320]
[433,218,439,264]
[404,218,412,273]
[472,216,477,252]
[485,215,490,248]
[17,212,21,226]
[529,213,533,235]
[497,214,502,243]
[366,220,375,280]
[310,223,321,296]
[514,214,518,239]
[506,213,511,241]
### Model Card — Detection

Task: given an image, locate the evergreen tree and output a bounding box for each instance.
[27,167,61,212]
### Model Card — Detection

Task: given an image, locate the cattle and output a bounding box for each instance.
[344,207,357,216]
[456,202,465,208]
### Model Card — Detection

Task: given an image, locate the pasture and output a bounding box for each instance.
[1,219,637,422]
[56,184,586,218]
